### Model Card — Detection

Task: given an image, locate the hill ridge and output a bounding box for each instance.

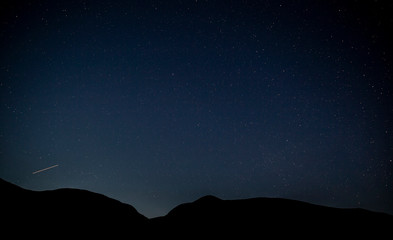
[1,178,392,238]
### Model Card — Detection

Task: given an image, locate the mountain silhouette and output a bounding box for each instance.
[2,178,392,238]
[1,178,148,237]
[150,194,393,238]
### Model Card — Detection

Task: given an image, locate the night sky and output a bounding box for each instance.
[1,0,392,217]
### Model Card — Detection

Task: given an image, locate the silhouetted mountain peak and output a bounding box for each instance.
[2,178,392,238]
[194,195,221,203]
[1,178,147,237]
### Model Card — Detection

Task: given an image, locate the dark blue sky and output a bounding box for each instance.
[1,0,392,217]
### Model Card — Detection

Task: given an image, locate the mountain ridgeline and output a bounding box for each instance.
[1,178,391,238]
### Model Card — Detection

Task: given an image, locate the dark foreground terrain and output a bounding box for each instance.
[2,178,392,238]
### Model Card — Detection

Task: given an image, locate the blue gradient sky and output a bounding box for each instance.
[1,0,392,217]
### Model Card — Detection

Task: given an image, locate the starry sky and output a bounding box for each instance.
[1,0,392,217]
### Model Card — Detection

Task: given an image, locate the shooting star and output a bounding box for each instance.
[32,164,59,174]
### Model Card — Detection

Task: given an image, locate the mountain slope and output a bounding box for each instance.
[2,179,392,238]
[151,195,393,238]
[1,179,148,237]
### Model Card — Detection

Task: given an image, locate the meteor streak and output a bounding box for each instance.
[32,164,59,174]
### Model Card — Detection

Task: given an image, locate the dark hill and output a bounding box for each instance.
[2,178,392,238]
[151,195,393,238]
[1,178,148,237]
